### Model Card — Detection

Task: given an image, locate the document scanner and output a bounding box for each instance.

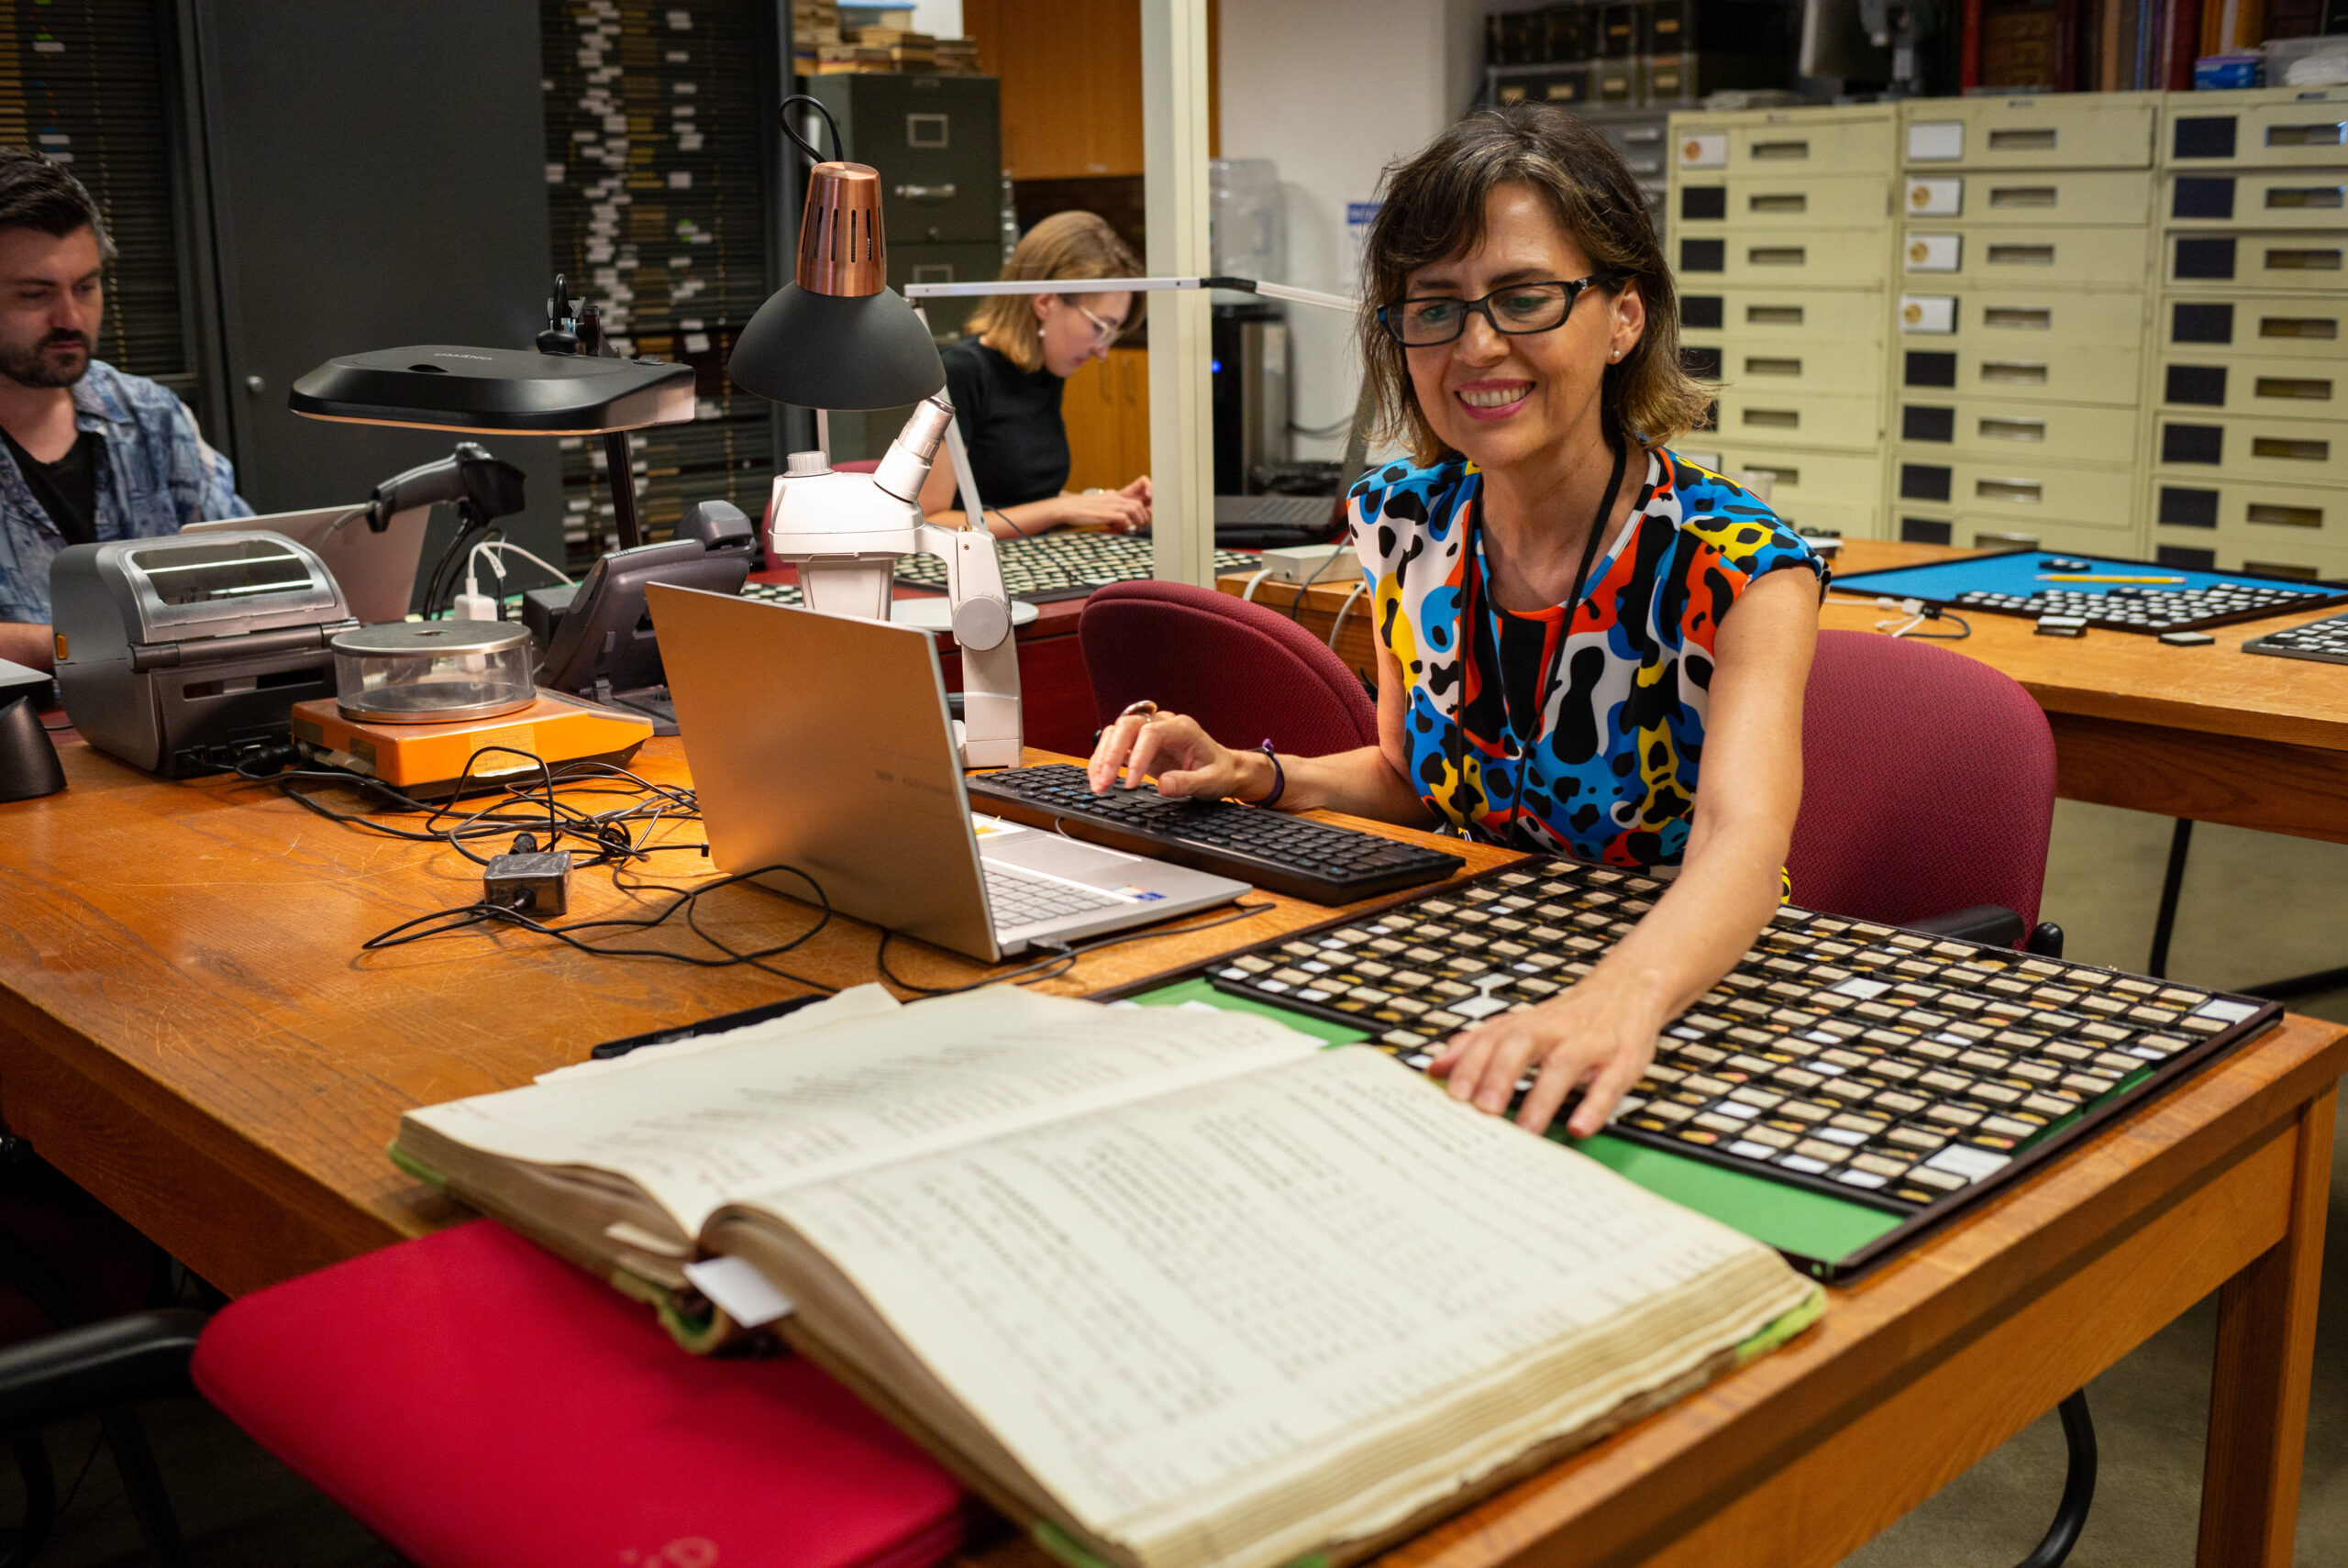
[51,532,357,778]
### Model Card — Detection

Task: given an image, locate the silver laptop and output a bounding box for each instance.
[646,582,1249,963]
[185,504,430,624]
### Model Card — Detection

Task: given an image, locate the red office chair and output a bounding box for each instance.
[192,1221,969,1568]
[1789,629,2060,950]
[1079,580,1378,756]
[834,458,881,473]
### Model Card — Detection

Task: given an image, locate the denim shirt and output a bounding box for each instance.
[0,359,252,624]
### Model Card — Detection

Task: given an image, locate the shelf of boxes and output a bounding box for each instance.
[1667,103,1897,537]
[1884,94,2161,560]
[2150,84,2348,580]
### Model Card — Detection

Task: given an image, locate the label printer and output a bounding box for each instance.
[52,532,357,777]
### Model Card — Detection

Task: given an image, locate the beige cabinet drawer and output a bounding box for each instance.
[2154,414,2348,486]
[1892,506,2138,557]
[1679,228,1889,288]
[2165,229,2348,290]
[1689,342,1886,399]
[1900,170,2149,226]
[2156,296,2345,362]
[2165,90,2348,171]
[1893,396,2140,465]
[2154,354,2342,421]
[1708,388,1884,451]
[1895,455,2136,528]
[1682,287,1885,344]
[2165,171,2348,229]
[1680,444,1888,510]
[2152,476,2348,549]
[1902,94,2157,171]
[1899,224,2151,287]
[1678,173,1891,229]
[1895,339,2143,408]
[1673,107,1897,177]
[1896,287,2146,346]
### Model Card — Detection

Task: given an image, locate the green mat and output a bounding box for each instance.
[1128,978,1903,1267]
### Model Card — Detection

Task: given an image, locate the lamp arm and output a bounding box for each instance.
[903,275,1358,315]
[921,419,1022,766]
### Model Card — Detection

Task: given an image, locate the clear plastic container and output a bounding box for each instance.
[331,623,535,723]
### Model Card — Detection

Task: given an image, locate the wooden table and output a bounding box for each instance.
[1223,539,2348,846]
[1,736,2339,1566]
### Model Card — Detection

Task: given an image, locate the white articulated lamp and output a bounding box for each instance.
[726,105,1024,767]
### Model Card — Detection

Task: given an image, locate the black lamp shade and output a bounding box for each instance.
[726,284,946,410]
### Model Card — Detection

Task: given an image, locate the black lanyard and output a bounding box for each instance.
[1449,438,1631,847]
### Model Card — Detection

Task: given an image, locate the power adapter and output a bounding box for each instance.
[1255,543,1353,585]
[483,833,572,917]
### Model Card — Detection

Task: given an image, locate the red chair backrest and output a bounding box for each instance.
[1789,629,2055,930]
[1079,579,1379,756]
[834,458,881,474]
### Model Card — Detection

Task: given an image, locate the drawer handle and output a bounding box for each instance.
[1744,357,1802,376]
[1623,126,1664,144]
[1747,465,1799,485]
[2254,376,2332,401]
[1979,360,2049,383]
[1748,246,1806,265]
[2265,185,2345,210]
[1983,306,2052,329]
[2265,248,2343,271]
[2266,122,2347,148]
[1973,530,2042,547]
[2243,558,2322,580]
[1743,408,1800,428]
[2259,315,2338,339]
[2248,503,2324,528]
[1988,127,2058,151]
[1976,479,2043,503]
[1988,185,2057,207]
[1746,304,1804,325]
[893,182,958,201]
[1979,417,2046,442]
[1751,139,1810,160]
[2251,436,2330,461]
[1748,193,1807,214]
[1987,243,2055,265]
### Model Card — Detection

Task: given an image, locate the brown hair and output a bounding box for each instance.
[1356,105,1709,465]
[0,149,114,260]
[973,210,1143,371]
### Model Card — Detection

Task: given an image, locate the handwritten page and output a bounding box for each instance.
[761,1046,1806,1568]
[404,987,1323,1235]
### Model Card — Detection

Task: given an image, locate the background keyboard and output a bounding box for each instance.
[967,763,1463,904]
[893,534,1260,603]
[1202,857,2276,1231]
[2243,607,2348,666]
[739,581,803,607]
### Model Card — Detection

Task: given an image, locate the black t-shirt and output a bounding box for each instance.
[1,425,98,547]
[940,338,1068,511]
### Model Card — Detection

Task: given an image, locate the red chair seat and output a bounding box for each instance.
[194,1221,969,1568]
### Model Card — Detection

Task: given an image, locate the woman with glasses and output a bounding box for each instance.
[1090,105,1826,1140]
[917,211,1154,539]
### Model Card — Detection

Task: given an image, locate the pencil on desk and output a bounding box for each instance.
[2036,574,2187,584]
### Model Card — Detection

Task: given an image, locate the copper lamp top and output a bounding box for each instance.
[798,160,887,296]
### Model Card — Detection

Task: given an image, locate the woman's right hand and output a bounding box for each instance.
[1058,488,1150,533]
[1088,710,1262,800]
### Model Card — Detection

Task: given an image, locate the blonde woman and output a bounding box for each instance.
[917,211,1153,538]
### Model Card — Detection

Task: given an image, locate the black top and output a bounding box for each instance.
[940,338,1068,512]
[1,426,99,547]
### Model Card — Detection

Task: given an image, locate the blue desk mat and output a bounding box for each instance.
[1835,549,2348,634]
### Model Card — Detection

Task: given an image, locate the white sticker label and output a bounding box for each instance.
[1926,1144,2011,1182]
[1454,996,1510,1021]
[1909,121,1965,161]
[1832,977,1892,999]
[1679,132,1728,169]
[1900,294,1958,333]
[1907,178,1963,215]
[2194,998,2260,1023]
[682,1256,793,1329]
[1907,234,1963,271]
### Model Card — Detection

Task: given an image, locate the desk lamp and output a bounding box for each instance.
[725,100,1024,767]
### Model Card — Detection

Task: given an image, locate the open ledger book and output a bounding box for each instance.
[395,986,1822,1568]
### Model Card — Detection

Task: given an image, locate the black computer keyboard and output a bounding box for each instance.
[2244,607,2348,666]
[1202,857,2277,1227]
[893,534,1260,603]
[739,581,804,607]
[966,763,1463,903]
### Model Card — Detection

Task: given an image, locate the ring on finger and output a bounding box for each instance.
[1119,700,1158,720]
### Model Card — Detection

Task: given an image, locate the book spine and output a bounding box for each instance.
[1961,0,1985,88]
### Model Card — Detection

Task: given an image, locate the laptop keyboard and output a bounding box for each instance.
[983,863,1126,932]
[1221,494,1334,525]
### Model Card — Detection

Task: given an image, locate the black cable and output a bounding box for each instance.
[779,94,844,164]
[873,900,1277,998]
[1904,609,1972,640]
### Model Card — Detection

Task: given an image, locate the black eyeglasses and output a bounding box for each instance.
[1376,274,1622,348]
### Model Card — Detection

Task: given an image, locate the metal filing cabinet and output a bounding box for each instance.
[1887,94,2159,558]
[2152,85,2348,578]
[1585,106,1673,241]
[1670,103,1896,536]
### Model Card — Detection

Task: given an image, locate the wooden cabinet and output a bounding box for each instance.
[962,0,1217,180]
[1062,346,1151,491]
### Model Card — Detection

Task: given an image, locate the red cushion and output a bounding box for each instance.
[194,1222,969,1568]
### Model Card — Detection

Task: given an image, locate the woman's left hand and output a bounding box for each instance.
[1120,474,1153,513]
[1429,971,1666,1137]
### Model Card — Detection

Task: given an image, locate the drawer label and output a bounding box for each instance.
[1679,132,1726,169]
[1899,294,1957,333]
[1908,121,1965,161]
[1906,234,1962,271]
[1907,178,1962,215]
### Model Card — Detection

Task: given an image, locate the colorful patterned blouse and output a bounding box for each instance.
[1349,447,1824,867]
